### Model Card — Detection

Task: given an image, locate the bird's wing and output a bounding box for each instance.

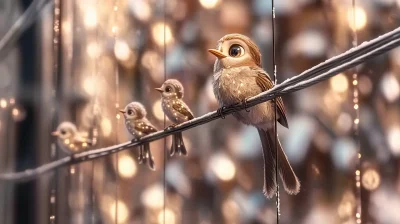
[134,120,158,135]
[255,70,289,128]
[172,101,194,120]
[74,135,92,145]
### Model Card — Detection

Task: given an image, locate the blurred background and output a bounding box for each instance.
[1,0,400,223]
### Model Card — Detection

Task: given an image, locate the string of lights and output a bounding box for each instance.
[351,1,362,223]
[111,0,120,223]
[270,0,280,220]
[1,26,400,182]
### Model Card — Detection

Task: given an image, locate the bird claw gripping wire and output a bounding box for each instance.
[217,106,227,119]
[242,98,251,112]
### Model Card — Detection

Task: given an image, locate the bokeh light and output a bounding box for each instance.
[84,8,98,28]
[347,7,367,31]
[151,22,173,47]
[387,126,400,155]
[114,40,131,61]
[157,208,176,224]
[330,73,348,93]
[199,0,220,9]
[109,200,129,223]
[209,153,236,181]
[0,98,7,108]
[141,184,164,209]
[118,154,137,179]
[380,73,400,102]
[101,118,112,137]
[362,168,380,191]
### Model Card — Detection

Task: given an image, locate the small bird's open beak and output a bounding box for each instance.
[51,131,59,136]
[208,49,227,59]
[155,88,163,93]
[119,110,126,114]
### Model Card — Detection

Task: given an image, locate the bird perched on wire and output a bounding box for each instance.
[155,79,194,156]
[120,102,158,170]
[208,33,300,198]
[51,122,91,154]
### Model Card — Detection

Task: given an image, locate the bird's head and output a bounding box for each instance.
[155,79,184,99]
[51,122,77,140]
[208,33,262,72]
[119,102,147,120]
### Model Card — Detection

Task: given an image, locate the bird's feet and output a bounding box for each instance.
[164,124,178,131]
[217,106,227,119]
[242,98,251,112]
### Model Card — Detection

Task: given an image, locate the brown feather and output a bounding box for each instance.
[172,102,194,120]
[134,122,158,135]
[255,71,289,128]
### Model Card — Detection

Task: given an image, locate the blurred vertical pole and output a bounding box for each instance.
[13,0,40,223]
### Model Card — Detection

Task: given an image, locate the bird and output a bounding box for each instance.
[155,79,194,156]
[120,102,158,170]
[51,121,91,154]
[208,33,300,198]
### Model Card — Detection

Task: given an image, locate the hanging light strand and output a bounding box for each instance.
[271,0,280,221]
[351,1,362,223]
[49,0,62,223]
[112,0,120,223]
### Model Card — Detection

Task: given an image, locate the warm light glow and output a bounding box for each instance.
[199,0,220,9]
[12,108,19,117]
[83,76,97,96]
[381,73,400,102]
[109,200,129,223]
[388,126,400,155]
[114,40,131,61]
[84,9,98,28]
[0,98,7,108]
[86,42,101,58]
[118,154,137,178]
[362,169,380,191]
[347,7,367,31]
[354,119,359,124]
[101,118,112,137]
[129,0,152,22]
[141,184,164,209]
[116,114,121,119]
[112,26,118,34]
[330,73,348,93]
[222,199,239,221]
[64,139,70,145]
[152,100,165,121]
[151,22,173,47]
[355,170,360,176]
[157,208,176,224]
[210,154,236,181]
[82,142,88,147]
[354,104,359,110]
[9,98,15,105]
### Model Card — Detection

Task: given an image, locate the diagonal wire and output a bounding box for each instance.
[0,0,53,62]
[1,26,400,182]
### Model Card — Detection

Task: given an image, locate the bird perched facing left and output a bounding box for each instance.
[51,122,91,154]
[120,102,158,170]
[209,33,300,198]
[155,79,194,156]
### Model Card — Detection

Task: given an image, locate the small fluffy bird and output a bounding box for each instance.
[51,122,91,154]
[155,79,194,156]
[120,102,157,170]
[209,33,300,198]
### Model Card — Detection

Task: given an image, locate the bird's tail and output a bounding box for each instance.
[170,132,187,156]
[257,128,300,198]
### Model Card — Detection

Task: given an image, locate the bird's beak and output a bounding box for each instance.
[155,87,163,93]
[51,131,59,136]
[208,49,227,59]
[119,110,126,114]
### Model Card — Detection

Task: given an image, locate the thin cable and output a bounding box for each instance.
[163,0,167,223]
[271,0,280,221]
[112,1,120,223]
[351,1,362,223]
[49,0,61,222]
[1,30,400,182]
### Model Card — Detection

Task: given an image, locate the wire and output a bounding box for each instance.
[270,0,280,221]
[1,28,400,182]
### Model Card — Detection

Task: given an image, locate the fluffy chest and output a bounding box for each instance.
[213,67,260,106]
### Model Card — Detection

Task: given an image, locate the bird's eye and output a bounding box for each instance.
[127,109,134,115]
[229,44,244,57]
[165,87,172,92]
[60,129,67,135]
